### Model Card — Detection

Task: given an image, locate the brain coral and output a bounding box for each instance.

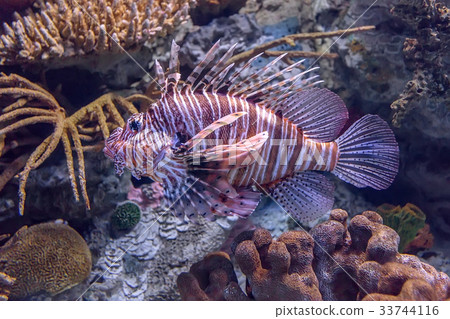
[111,202,141,231]
[177,209,450,301]
[0,0,196,65]
[0,221,92,299]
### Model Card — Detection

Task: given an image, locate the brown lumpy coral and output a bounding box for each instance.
[0,222,92,299]
[177,251,238,301]
[177,209,450,301]
[234,228,321,301]
[311,210,447,301]
[0,0,196,65]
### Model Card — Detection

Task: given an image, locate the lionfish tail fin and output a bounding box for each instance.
[332,115,399,190]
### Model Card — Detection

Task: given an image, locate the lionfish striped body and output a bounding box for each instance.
[104,41,399,223]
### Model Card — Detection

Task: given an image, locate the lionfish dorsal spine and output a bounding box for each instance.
[154,60,166,90]
[184,40,221,91]
[159,40,343,141]
[246,67,313,102]
[243,59,307,99]
[166,40,181,90]
[201,43,238,92]
[216,53,264,93]
[229,53,288,96]
[265,75,323,110]
[210,62,235,92]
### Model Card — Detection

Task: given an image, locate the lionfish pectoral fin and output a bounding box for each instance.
[187,131,269,170]
[274,88,349,142]
[167,173,260,222]
[183,112,248,152]
[332,114,399,190]
[220,188,262,218]
[271,171,334,223]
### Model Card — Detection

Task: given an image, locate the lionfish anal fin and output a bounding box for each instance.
[272,171,335,223]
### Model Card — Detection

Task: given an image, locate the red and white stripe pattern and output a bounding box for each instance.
[147,88,339,187]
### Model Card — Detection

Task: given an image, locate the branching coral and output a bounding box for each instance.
[225,25,376,66]
[0,0,196,65]
[0,271,15,301]
[0,73,146,215]
[177,209,450,301]
[0,221,92,299]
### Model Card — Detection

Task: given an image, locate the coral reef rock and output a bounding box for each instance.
[0,221,92,300]
[190,0,247,25]
[390,0,449,135]
[178,209,450,301]
[46,205,237,301]
[0,0,196,66]
[0,0,35,19]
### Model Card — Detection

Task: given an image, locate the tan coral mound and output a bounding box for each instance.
[177,209,450,301]
[0,222,92,299]
[311,210,448,301]
[0,0,196,65]
[233,228,321,301]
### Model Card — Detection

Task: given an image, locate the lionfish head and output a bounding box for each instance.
[103,112,172,182]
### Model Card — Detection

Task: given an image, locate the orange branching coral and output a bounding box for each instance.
[0,222,91,299]
[0,271,15,301]
[0,73,145,215]
[0,0,196,65]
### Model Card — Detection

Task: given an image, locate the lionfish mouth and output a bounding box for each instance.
[104,127,123,160]
[103,145,115,160]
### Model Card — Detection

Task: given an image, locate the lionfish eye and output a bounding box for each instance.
[129,119,141,132]
[174,132,188,147]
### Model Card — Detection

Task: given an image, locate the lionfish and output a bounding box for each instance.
[104,41,399,223]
